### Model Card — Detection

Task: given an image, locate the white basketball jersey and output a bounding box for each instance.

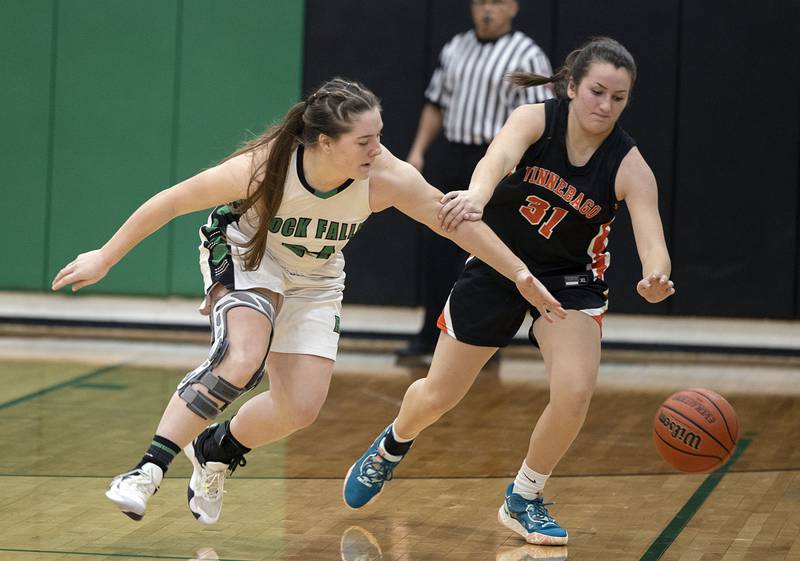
[226,145,372,284]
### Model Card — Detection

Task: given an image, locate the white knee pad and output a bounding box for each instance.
[177,290,277,420]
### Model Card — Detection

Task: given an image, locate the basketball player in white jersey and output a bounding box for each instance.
[52,78,567,525]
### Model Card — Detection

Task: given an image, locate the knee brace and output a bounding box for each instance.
[177,290,277,420]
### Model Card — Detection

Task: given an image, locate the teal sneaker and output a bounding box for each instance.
[498,483,568,545]
[339,525,382,561]
[343,425,403,509]
[496,544,568,561]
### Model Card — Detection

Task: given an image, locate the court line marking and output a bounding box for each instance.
[2,464,795,479]
[74,382,127,389]
[638,437,752,561]
[0,363,124,411]
[0,547,249,561]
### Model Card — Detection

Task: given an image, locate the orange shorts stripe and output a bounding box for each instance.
[589,312,604,332]
[436,310,447,332]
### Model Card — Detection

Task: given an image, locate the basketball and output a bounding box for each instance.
[653,388,740,473]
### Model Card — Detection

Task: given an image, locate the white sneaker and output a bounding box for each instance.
[189,547,220,561]
[105,462,163,521]
[184,440,231,525]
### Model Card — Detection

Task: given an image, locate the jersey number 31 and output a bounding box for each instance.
[519,195,568,239]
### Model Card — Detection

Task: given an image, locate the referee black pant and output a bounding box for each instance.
[415,141,489,350]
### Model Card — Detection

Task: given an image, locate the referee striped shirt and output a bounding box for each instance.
[425,29,553,145]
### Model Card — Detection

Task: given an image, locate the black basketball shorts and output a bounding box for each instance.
[436,258,608,348]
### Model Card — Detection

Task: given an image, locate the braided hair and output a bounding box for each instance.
[224,78,380,270]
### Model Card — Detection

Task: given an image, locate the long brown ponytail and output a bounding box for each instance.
[223,77,380,271]
[507,36,637,99]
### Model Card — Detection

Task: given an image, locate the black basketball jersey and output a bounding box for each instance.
[483,97,636,278]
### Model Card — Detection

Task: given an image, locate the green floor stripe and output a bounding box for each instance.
[0,547,249,561]
[0,363,124,410]
[638,437,752,561]
[74,382,127,390]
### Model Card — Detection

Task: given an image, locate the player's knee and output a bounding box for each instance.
[175,290,276,421]
[551,380,595,420]
[219,347,268,388]
[422,387,460,418]
[284,399,323,431]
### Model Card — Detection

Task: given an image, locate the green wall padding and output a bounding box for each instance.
[169,0,305,297]
[1,0,304,296]
[48,0,177,295]
[0,0,55,290]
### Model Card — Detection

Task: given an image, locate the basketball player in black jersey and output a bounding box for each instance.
[344,38,675,546]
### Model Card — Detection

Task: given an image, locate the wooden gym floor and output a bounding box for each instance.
[0,346,798,561]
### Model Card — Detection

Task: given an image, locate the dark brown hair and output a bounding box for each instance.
[508,36,637,99]
[224,77,380,270]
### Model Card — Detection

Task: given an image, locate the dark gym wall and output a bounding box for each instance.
[303,0,800,319]
[671,0,799,318]
[551,1,680,316]
[303,0,430,305]
[303,0,556,306]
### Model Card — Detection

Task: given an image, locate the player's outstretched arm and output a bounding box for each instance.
[370,148,566,322]
[615,148,675,304]
[439,103,546,231]
[52,153,254,292]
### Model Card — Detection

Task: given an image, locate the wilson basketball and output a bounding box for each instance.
[653,388,740,473]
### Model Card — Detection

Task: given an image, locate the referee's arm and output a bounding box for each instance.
[408,37,456,170]
[407,104,443,171]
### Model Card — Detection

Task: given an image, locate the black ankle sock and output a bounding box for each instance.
[201,420,251,464]
[137,435,181,474]
[383,426,414,457]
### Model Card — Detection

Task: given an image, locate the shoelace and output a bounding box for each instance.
[525,500,558,524]
[358,453,395,486]
[199,456,246,500]
[200,471,224,500]
[120,469,157,495]
[228,456,246,474]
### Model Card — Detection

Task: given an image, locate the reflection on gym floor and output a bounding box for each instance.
[0,355,797,561]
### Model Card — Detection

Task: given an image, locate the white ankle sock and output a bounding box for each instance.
[512,461,549,500]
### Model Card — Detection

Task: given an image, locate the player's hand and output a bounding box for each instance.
[406,151,425,172]
[636,272,675,303]
[514,271,567,323]
[438,190,488,232]
[51,249,112,292]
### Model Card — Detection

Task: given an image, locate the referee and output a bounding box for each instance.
[400,0,554,361]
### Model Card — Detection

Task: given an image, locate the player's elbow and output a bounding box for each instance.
[441,220,478,246]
